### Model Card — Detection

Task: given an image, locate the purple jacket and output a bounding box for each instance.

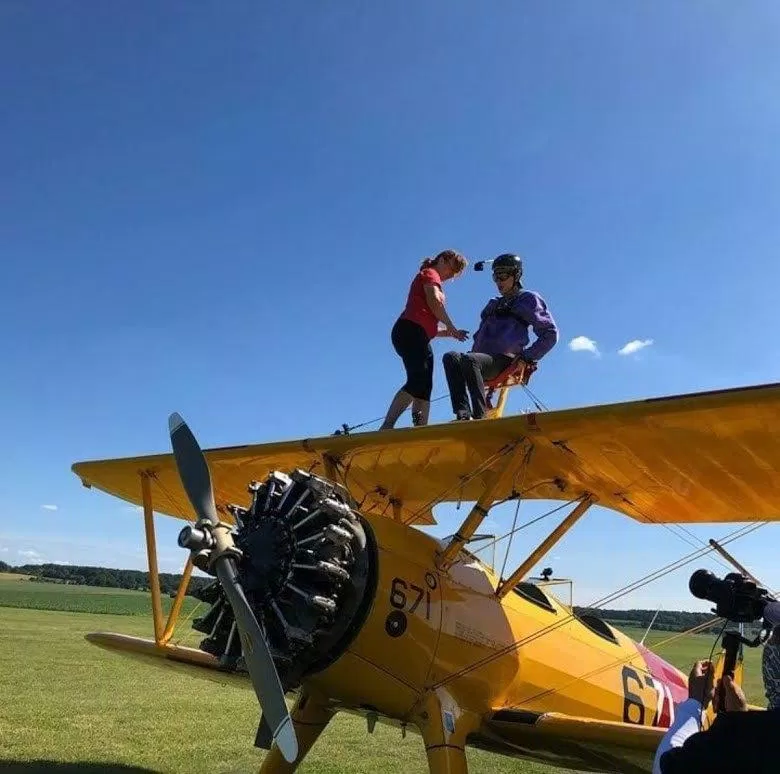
[472,290,558,361]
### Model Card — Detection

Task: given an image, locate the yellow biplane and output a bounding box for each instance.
[71,376,780,773]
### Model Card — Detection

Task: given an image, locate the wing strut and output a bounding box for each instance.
[495,495,594,599]
[141,471,165,643]
[436,441,528,571]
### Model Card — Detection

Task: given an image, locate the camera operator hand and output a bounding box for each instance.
[686,659,749,712]
[688,659,715,705]
[713,674,748,713]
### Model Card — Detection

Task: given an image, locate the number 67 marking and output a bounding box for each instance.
[390,577,431,620]
[621,666,674,727]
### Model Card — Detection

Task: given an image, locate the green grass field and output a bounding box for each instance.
[0,576,201,617]
[0,579,768,773]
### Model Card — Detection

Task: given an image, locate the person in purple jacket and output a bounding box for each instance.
[442,253,558,421]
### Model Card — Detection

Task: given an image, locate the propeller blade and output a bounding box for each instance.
[168,412,219,526]
[168,412,298,764]
[214,556,298,763]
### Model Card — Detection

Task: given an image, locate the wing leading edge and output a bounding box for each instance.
[71,381,780,526]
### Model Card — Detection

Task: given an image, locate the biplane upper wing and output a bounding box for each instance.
[72,381,780,527]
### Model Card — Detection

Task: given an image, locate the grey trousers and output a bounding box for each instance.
[442,351,513,419]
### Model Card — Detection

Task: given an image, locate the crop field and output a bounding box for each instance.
[0,576,201,617]
[0,572,32,581]
[0,579,768,774]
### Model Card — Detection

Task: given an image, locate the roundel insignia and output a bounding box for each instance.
[385,610,407,638]
[425,572,437,590]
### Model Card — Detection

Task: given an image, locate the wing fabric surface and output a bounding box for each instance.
[71,382,780,526]
[484,709,662,774]
[488,709,663,751]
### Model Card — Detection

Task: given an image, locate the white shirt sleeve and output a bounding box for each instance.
[651,698,703,774]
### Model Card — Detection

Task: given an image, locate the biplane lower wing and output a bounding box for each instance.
[480,709,665,774]
[72,381,780,526]
[85,631,251,688]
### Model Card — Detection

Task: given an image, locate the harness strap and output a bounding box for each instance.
[480,291,531,325]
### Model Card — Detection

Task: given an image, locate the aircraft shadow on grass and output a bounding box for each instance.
[0,762,160,774]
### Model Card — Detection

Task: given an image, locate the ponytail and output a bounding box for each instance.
[419,250,468,276]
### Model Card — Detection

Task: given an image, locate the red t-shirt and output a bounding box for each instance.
[400,267,443,339]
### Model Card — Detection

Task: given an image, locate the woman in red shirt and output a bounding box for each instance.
[380,250,469,429]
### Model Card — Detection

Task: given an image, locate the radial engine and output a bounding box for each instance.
[188,470,378,692]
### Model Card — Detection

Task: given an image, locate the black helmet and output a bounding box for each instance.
[492,253,523,278]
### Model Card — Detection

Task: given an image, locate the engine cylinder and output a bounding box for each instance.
[190,469,377,691]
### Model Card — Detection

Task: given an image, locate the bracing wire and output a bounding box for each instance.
[518,572,780,709]
[515,616,730,709]
[333,376,549,435]
[430,520,768,690]
[402,439,528,526]
[497,445,533,581]
[472,501,572,558]
[334,394,452,434]
[521,383,547,412]
[626,500,740,576]
[431,526,744,690]
[498,496,523,583]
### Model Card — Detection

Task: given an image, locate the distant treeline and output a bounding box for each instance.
[574,606,722,634]
[1,560,723,632]
[0,561,211,597]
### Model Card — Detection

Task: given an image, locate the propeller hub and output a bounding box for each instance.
[177,524,212,551]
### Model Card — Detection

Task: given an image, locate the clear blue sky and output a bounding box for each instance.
[2,2,779,612]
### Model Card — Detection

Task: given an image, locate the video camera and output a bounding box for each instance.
[689,568,779,625]
[689,568,779,713]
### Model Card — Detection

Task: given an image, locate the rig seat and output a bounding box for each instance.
[484,358,537,417]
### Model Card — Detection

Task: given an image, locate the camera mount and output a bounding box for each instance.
[716,627,769,714]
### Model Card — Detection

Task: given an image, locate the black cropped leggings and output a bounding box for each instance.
[391,318,434,401]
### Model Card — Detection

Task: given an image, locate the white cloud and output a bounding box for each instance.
[41,504,58,511]
[568,336,600,356]
[18,549,42,560]
[618,338,654,356]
